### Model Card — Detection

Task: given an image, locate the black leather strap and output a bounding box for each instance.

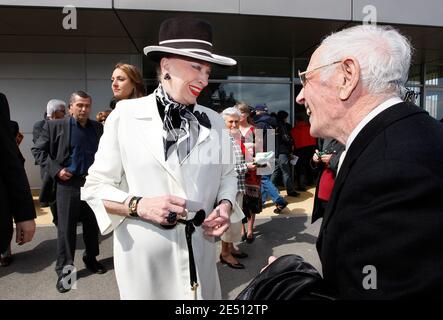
[175,209,206,291]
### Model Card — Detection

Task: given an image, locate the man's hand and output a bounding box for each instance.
[136,195,187,225]
[202,201,231,237]
[260,255,277,273]
[15,219,36,245]
[57,168,73,181]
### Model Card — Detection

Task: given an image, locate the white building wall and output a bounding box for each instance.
[0,52,141,189]
[353,0,443,27]
[114,0,240,13]
[0,0,111,8]
[3,0,442,27]
[240,0,351,20]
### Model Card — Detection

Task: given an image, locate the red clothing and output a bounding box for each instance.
[291,121,316,149]
[317,168,335,201]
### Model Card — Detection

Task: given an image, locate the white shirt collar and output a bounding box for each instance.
[337,96,403,174]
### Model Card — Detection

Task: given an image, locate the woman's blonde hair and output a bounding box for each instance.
[114,62,146,98]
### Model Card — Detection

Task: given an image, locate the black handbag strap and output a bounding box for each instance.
[176,209,206,293]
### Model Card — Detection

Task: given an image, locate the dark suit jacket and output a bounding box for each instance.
[32,119,46,145]
[31,117,103,202]
[31,119,52,203]
[317,102,443,299]
[0,93,36,252]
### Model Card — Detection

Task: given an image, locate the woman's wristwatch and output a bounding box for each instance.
[128,196,143,217]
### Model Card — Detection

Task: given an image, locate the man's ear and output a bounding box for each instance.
[339,57,360,100]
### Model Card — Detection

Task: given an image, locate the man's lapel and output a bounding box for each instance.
[321,102,426,229]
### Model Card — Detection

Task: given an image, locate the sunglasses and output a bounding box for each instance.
[298,60,341,86]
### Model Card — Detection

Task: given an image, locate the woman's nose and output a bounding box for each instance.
[199,73,209,87]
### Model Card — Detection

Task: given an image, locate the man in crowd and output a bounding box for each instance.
[253,104,288,213]
[32,91,106,293]
[32,99,66,225]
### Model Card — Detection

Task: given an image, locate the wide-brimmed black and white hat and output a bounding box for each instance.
[143,17,236,67]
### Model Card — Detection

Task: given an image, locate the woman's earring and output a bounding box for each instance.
[164,73,171,80]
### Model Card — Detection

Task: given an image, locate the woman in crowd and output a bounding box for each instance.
[111,62,145,101]
[98,63,145,124]
[82,17,237,299]
[220,107,249,269]
[235,101,262,243]
[311,138,345,223]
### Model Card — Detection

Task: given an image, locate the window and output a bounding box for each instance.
[197,82,291,115]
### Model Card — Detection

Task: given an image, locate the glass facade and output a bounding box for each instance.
[197,81,291,114]
[425,60,443,86]
[424,59,443,120]
[425,89,443,120]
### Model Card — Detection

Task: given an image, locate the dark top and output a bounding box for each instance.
[253,113,277,153]
[66,117,100,176]
[317,102,443,299]
[32,119,46,144]
[276,121,294,155]
[0,93,36,252]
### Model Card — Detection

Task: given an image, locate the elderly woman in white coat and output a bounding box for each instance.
[81,17,238,300]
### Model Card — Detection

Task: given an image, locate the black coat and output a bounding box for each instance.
[31,117,103,203]
[317,102,443,299]
[0,93,36,252]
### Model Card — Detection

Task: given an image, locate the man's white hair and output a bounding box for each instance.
[320,25,412,97]
[46,99,66,116]
[222,107,241,119]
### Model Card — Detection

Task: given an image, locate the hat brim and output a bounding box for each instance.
[143,45,237,67]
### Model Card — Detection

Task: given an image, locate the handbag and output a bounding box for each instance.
[235,254,336,300]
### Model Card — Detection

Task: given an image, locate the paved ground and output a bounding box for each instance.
[0,188,321,300]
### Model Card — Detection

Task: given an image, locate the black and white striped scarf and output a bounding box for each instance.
[155,84,200,164]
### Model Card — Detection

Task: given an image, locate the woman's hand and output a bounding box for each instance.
[247,162,257,170]
[202,202,231,237]
[320,154,332,167]
[312,149,321,163]
[136,195,187,225]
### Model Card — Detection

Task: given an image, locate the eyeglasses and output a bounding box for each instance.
[298,61,341,87]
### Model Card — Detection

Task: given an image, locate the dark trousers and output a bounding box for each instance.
[55,177,99,277]
[294,146,316,188]
[49,200,58,226]
[271,153,295,192]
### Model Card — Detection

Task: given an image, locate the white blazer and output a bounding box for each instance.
[81,93,237,299]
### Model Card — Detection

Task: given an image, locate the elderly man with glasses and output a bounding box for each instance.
[253,24,443,299]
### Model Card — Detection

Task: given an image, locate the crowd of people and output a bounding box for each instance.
[1,18,443,300]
